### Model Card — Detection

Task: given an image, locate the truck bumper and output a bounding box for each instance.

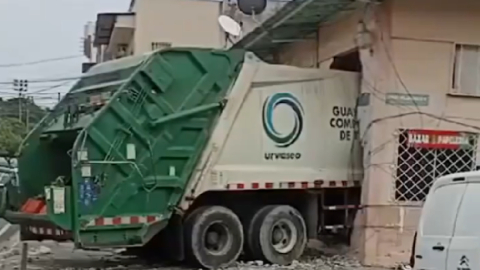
[3,210,72,241]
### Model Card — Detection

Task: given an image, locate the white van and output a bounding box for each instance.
[412,171,480,270]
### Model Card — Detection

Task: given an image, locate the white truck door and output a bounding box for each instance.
[415,183,467,270]
[446,182,480,270]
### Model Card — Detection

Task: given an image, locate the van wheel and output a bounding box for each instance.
[247,205,307,265]
[184,206,243,269]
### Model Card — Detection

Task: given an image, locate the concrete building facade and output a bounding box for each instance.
[83,0,480,266]
[234,0,480,266]
[89,0,291,62]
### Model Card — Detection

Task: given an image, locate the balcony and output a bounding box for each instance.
[94,12,135,61]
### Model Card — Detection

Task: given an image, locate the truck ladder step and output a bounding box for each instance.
[323,205,361,210]
[319,224,351,234]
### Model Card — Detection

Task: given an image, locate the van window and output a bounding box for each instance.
[452,183,480,236]
[421,184,465,236]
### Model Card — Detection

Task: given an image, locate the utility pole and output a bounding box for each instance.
[13,79,28,123]
[26,96,32,129]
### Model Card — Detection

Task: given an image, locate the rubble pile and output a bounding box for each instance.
[0,237,370,270]
[224,239,362,270]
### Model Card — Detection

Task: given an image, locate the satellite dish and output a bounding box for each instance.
[237,0,267,15]
[218,15,242,37]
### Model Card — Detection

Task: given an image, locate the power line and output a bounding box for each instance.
[0,82,73,90]
[0,55,83,68]
[0,75,83,85]
[28,81,72,94]
[0,82,71,96]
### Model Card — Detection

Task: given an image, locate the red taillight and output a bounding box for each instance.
[20,198,46,214]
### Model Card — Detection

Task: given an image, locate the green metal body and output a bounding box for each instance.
[5,48,245,247]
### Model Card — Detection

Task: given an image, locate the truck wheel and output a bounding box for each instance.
[247,205,307,265]
[184,206,243,269]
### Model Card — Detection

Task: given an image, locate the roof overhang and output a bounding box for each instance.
[233,0,369,57]
[94,12,135,46]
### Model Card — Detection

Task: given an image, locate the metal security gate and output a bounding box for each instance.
[394,129,479,202]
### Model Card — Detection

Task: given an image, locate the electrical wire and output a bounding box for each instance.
[362,1,425,128]
[352,3,480,230]
[0,82,72,102]
[28,81,72,94]
[0,75,83,85]
[0,55,83,68]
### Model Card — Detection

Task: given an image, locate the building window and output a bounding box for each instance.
[151,42,172,51]
[116,44,129,59]
[394,129,478,202]
[452,44,480,96]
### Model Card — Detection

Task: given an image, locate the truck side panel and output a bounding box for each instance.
[182,62,363,201]
[216,67,362,187]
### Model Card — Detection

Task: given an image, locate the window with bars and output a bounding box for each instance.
[394,129,478,202]
[452,44,480,96]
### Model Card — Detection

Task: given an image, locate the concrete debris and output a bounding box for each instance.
[0,237,375,270]
[395,263,412,270]
[230,240,362,270]
[0,238,20,261]
[28,246,52,256]
[233,255,361,270]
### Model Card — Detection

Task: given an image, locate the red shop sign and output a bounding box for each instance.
[406,129,473,149]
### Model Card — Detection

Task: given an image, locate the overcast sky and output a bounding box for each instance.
[0,0,130,107]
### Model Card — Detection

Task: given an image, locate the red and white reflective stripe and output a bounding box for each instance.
[226,180,361,190]
[86,215,162,227]
[28,226,67,236]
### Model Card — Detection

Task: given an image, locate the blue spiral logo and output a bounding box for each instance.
[262,93,304,148]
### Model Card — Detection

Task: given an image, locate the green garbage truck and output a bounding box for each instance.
[0,48,363,268]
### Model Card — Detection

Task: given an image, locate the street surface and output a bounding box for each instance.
[0,219,17,243]
[0,234,394,270]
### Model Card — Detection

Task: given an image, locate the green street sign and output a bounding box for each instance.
[385,93,429,106]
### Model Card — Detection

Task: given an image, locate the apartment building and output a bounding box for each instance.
[233,0,480,266]
[82,22,97,73]
[87,0,290,63]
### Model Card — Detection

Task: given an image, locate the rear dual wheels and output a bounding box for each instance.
[246,205,307,265]
[184,204,307,268]
[184,206,243,269]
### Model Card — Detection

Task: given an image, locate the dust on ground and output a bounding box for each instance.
[0,232,393,270]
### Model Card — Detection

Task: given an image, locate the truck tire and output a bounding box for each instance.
[184,206,243,269]
[247,205,307,265]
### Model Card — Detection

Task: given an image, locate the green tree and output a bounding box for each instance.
[0,117,27,155]
[0,97,46,125]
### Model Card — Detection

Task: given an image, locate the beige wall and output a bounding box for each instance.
[276,9,362,68]
[133,0,223,54]
[317,9,362,62]
[276,0,480,266]
[277,38,317,68]
[362,0,480,266]
[392,0,480,45]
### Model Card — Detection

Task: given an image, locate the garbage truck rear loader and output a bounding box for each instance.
[0,48,363,268]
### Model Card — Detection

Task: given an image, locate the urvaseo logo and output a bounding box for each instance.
[262,92,304,161]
